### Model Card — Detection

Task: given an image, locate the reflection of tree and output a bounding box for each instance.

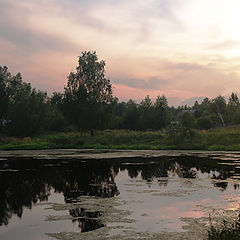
[213,181,228,190]
[234,184,240,190]
[141,161,169,181]
[172,162,197,178]
[126,166,140,178]
[212,170,230,180]
[0,171,51,226]
[123,157,199,184]
[211,170,233,190]
[69,208,105,232]
[122,156,238,191]
[61,164,119,202]
[0,159,119,226]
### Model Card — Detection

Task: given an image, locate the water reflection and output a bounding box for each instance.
[0,159,119,226]
[70,208,105,232]
[0,155,240,227]
[213,181,228,190]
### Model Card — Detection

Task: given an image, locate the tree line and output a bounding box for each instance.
[1,51,240,137]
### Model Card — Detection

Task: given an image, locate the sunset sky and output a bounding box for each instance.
[1,0,240,105]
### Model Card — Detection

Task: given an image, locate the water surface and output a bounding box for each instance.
[0,152,240,239]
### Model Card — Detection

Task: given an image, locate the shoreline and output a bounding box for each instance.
[1,148,240,160]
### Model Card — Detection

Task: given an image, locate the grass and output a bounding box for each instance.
[2,126,240,150]
[208,219,240,240]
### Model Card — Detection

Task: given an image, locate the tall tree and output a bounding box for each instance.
[0,66,22,125]
[137,95,154,130]
[63,51,113,132]
[122,99,139,130]
[227,92,240,123]
[179,111,196,142]
[6,85,50,137]
[153,95,170,129]
[211,95,227,126]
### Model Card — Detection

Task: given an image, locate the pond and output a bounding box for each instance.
[0,150,240,240]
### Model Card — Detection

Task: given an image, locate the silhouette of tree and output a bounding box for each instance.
[63,51,113,133]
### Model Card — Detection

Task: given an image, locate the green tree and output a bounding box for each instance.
[6,84,50,137]
[153,95,170,129]
[228,92,239,108]
[0,66,23,130]
[167,122,183,145]
[227,92,239,124]
[179,111,196,142]
[193,97,211,119]
[48,92,67,131]
[210,95,227,126]
[122,99,139,130]
[197,116,213,130]
[63,51,113,133]
[233,108,240,124]
[137,95,154,130]
[0,66,10,122]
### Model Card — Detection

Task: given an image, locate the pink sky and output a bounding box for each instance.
[1,0,240,105]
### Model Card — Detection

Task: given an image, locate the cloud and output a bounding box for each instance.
[0,1,80,54]
[1,0,240,105]
[110,58,240,101]
[112,76,169,90]
[0,0,185,51]
[161,62,206,72]
[206,40,240,50]
[181,97,205,106]
[159,61,239,97]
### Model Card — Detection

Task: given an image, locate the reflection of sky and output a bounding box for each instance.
[0,191,78,240]
[115,170,239,232]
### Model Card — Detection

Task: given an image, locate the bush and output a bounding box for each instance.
[47,134,84,147]
[208,145,227,151]
[197,116,213,129]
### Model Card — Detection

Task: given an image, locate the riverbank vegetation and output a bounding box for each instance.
[1,127,240,150]
[1,51,240,150]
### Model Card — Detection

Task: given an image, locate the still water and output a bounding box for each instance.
[0,152,240,239]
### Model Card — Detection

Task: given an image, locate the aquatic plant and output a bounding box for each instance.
[208,216,240,240]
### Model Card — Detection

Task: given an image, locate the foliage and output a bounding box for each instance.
[120,95,170,131]
[63,51,113,132]
[0,66,23,130]
[232,108,240,124]
[208,219,240,240]
[179,111,196,129]
[166,122,183,144]
[197,116,213,130]
[0,66,51,137]
[6,86,50,137]
[137,95,155,130]
[121,99,139,130]
[227,92,240,123]
[178,111,196,142]
[153,95,170,129]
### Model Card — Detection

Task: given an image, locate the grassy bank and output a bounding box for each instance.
[1,126,240,151]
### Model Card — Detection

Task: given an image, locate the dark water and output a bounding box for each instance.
[0,153,240,239]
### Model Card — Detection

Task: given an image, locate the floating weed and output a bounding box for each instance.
[208,214,240,240]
